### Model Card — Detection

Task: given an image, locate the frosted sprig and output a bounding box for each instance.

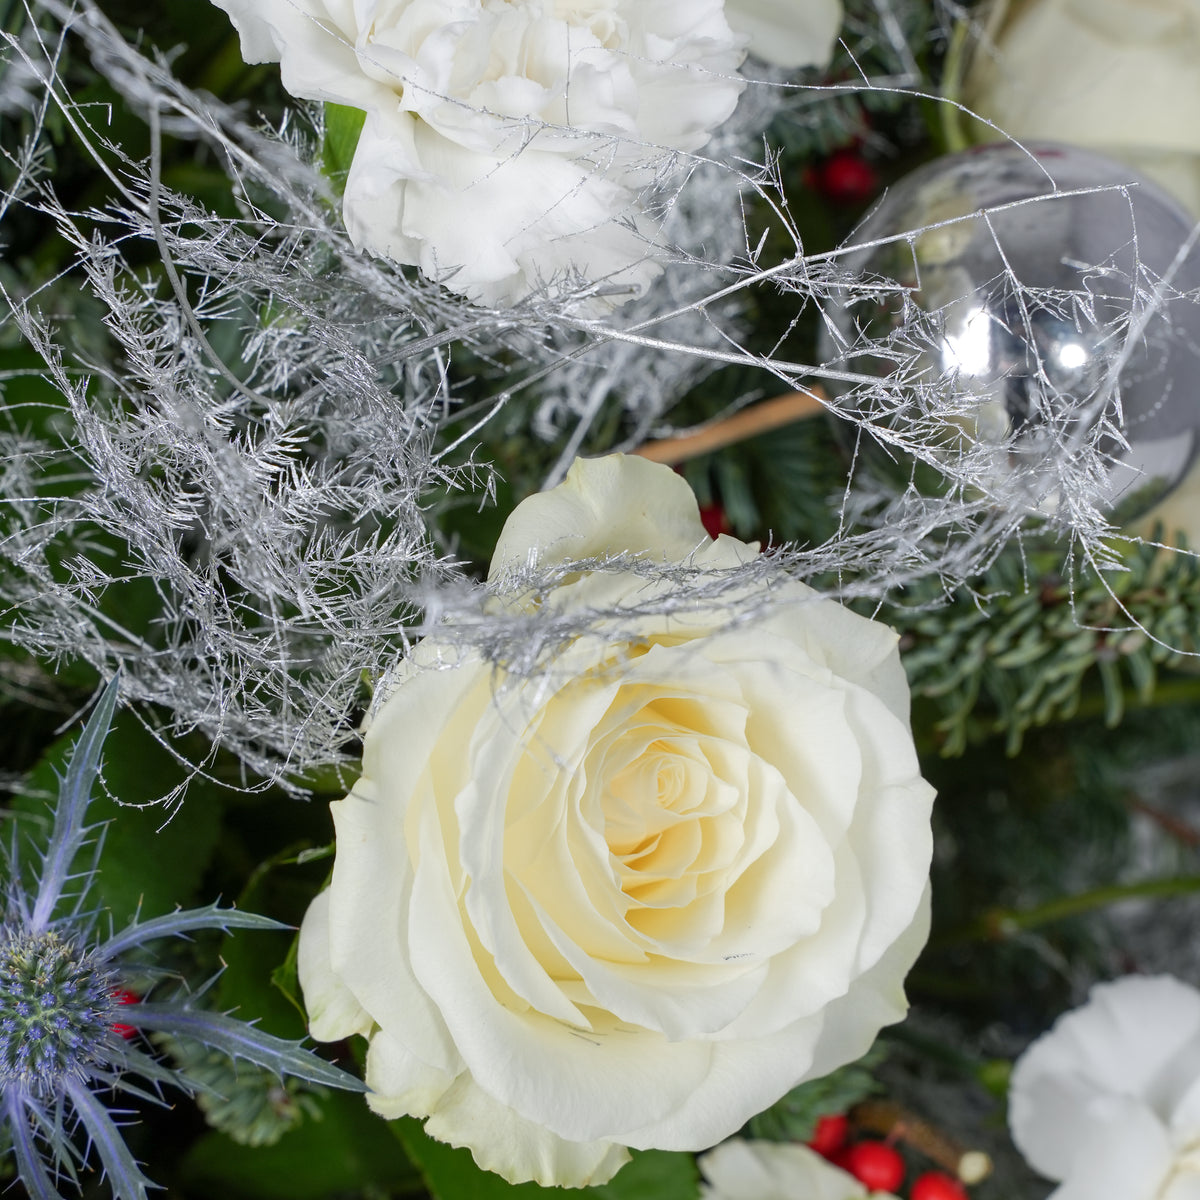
[0,675,366,1200]
[1,0,1192,790]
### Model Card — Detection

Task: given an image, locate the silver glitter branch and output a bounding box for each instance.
[0,0,1192,787]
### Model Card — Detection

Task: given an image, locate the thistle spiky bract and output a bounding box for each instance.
[0,676,366,1200]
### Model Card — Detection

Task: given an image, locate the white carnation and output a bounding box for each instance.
[1010,975,1200,1200]
[208,0,843,307]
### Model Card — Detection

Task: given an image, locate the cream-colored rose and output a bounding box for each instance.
[964,0,1200,216]
[298,453,934,1188]
[1010,975,1200,1200]
[700,1139,898,1200]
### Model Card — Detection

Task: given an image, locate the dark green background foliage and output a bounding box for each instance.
[5,1,1200,1198]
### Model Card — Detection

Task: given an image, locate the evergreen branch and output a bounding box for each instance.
[158,1035,326,1147]
[890,537,1200,754]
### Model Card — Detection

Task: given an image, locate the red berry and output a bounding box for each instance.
[808,1113,849,1158]
[842,1141,905,1192]
[111,987,139,1039]
[911,1172,969,1200]
[698,503,728,540]
[817,149,879,207]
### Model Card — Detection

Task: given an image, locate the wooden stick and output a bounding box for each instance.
[632,386,828,465]
[850,1100,993,1184]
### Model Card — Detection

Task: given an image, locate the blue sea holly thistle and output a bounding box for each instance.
[0,930,123,1090]
[0,676,366,1200]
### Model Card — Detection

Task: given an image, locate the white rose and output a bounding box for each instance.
[207,0,751,307]
[298,453,934,1188]
[964,0,1200,216]
[699,1139,898,1200]
[1009,974,1200,1200]
[724,0,844,69]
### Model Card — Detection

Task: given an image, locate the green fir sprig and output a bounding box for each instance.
[890,535,1200,755]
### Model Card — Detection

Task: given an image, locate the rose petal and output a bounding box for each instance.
[408,796,721,1140]
[423,1074,631,1188]
[296,889,373,1042]
[802,883,931,1081]
[490,455,722,577]
[365,1027,457,1120]
[616,1016,828,1150]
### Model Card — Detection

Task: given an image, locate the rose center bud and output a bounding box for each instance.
[603,733,742,905]
[540,678,824,965]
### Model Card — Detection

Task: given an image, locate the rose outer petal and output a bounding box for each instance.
[423,1073,631,1188]
[488,453,724,578]
[296,889,373,1042]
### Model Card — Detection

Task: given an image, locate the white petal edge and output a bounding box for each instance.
[422,1074,631,1189]
[297,889,373,1042]
[489,455,748,579]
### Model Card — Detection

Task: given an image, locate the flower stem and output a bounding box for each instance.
[934,875,1200,947]
[851,1100,991,1183]
[633,388,826,465]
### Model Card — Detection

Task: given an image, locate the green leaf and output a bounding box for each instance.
[323,102,366,188]
[215,861,308,1039]
[181,1090,419,1200]
[589,1150,698,1200]
[393,1118,698,1200]
[269,932,308,1028]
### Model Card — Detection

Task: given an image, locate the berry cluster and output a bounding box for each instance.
[808,1113,969,1200]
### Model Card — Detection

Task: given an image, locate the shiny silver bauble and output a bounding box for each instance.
[818,142,1200,520]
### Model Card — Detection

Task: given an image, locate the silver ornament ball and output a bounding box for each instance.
[818,142,1200,520]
